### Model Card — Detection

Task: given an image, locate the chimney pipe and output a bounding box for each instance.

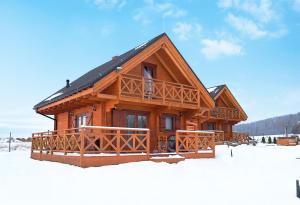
[66,79,70,88]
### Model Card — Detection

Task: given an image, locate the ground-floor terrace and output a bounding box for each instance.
[31,126,249,167]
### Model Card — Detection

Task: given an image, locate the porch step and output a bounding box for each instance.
[149,154,185,164]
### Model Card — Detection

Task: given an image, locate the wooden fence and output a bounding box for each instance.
[175,130,215,153]
[32,126,150,156]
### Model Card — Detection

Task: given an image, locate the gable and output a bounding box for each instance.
[208,85,247,120]
[94,34,215,109]
[35,33,215,111]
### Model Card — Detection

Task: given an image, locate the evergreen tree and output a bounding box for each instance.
[273,137,277,144]
[261,136,266,143]
[268,136,272,144]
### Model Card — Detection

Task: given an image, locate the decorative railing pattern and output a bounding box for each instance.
[32,126,150,156]
[175,130,215,153]
[210,107,240,120]
[120,74,199,107]
[232,132,249,143]
[213,130,225,143]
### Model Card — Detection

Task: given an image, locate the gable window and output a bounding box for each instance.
[143,63,155,79]
[76,114,87,128]
[165,116,174,131]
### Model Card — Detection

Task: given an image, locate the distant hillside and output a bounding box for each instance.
[234,112,300,136]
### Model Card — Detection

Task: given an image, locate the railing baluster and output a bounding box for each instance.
[116,130,121,156]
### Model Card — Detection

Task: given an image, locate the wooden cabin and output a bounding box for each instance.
[203,85,248,144]
[31,33,248,167]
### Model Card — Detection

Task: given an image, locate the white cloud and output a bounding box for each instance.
[226,13,267,39]
[133,0,186,25]
[91,0,126,9]
[293,0,300,12]
[172,22,202,41]
[218,0,276,23]
[201,38,243,59]
[226,13,286,39]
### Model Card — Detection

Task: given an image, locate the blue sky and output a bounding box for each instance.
[0,0,300,138]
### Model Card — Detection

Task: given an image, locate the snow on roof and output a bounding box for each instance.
[134,41,149,50]
[207,86,218,93]
[207,85,226,98]
[45,92,63,101]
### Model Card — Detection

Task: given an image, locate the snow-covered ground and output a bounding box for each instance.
[0,144,299,205]
[0,138,31,152]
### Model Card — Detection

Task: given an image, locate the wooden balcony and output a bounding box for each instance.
[210,107,241,121]
[119,74,200,109]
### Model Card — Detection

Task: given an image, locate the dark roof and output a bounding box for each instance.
[34,33,166,110]
[207,84,226,99]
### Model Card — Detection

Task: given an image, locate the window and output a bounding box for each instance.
[138,115,147,128]
[125,112,148,128]
[126,114,135,128]
[143,65,154,79]
[76,114,87,128]
[207,123,215,130]
[165,116,174,131]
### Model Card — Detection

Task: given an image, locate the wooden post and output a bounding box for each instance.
[146,130,150,156]
[116,130,120,156]
[8,132,12,152]
[64,130,67,155]
[142,77,145,100]
[31,133,34,154]
[80,128,85,158]
[39,133,43,154]
[297,180,300,198]
[175,131,179,153]
[231,149,233,157]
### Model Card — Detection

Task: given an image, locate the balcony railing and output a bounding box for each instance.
[119,74,199,108]
[213,130,225,144]
[232,132,249,143]
[175,130,215,153]
[210,107,240,121]
[31,126,150,156]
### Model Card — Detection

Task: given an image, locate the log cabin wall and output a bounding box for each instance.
[56,112,69,131]
[54,103,104,131]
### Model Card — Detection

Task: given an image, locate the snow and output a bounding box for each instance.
[134,41,148,50]
[45,92,63,101]
[0,144,300,205]
[207,86,217,93]
[0,138,31,152]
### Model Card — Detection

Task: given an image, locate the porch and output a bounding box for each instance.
[31,126,215,167]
